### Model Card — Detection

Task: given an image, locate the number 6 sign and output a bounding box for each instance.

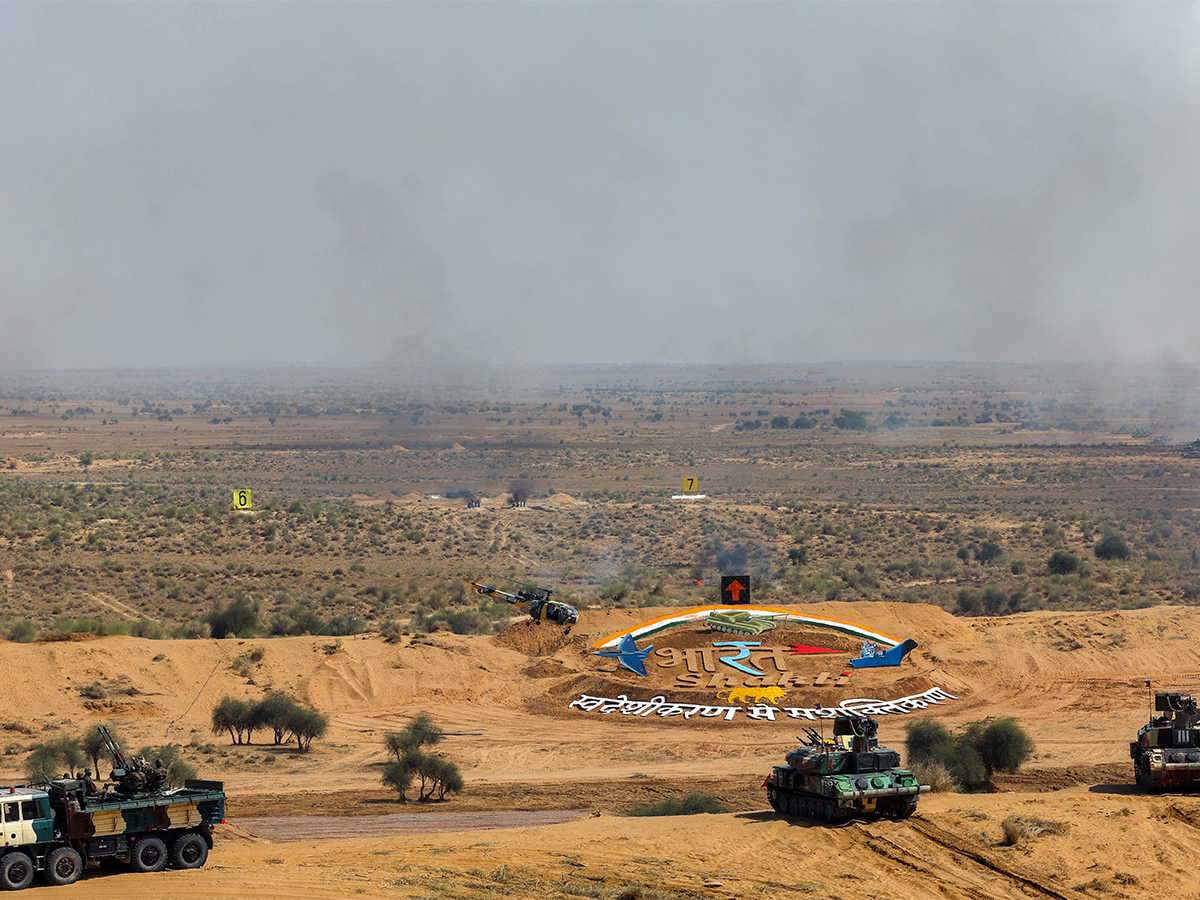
[233,489,252,509]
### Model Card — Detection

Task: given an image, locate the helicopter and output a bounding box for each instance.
[466,574,579,632]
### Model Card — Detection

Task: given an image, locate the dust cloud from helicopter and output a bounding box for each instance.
[2,3,1199,376]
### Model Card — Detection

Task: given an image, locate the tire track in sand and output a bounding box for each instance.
[853,815,1075,900]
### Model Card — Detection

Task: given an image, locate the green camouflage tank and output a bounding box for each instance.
[765,716,927,823]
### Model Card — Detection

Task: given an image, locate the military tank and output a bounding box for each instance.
[1132,692,1200,793]
[766,715,928,823]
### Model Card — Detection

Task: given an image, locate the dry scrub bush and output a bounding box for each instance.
[999,815,1069,846]
[909,759,958,793]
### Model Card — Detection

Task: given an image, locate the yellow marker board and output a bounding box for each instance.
[682,476,699,492]
[233,489,252,509]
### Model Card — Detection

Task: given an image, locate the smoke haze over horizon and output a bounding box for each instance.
[3,3,1200,371]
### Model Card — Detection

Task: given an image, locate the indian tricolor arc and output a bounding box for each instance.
[592,606,901,650]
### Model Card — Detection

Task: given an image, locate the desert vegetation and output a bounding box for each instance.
[1,364,1199,642]
[628,793,728,816]
[210,692,328,752]
[380,713,463,802]
[905,717,1035,792]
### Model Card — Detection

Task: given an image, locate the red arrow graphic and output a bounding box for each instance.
[725,579,746,604]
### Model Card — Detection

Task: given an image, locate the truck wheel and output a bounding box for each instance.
[45,847,83,886]
[170,833,209,869]
[0,851,34,890]
[131,836,168,873]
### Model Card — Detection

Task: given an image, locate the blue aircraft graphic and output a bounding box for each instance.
[593,634,654,677]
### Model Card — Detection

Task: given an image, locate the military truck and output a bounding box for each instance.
[0,777,225,888]
[0,728,225,889]
[766,715,927,822]
[1132,691,1200,793]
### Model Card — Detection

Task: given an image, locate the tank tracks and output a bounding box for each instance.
[767,784,917,824]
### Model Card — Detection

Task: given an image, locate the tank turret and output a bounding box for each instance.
[766,715,928,822]
[1132,692,1200,793]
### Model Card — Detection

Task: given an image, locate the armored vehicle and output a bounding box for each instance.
[0,728,225,889]
[766,716,928,823]
[1132,692,1200,793]
[706,610,776,636]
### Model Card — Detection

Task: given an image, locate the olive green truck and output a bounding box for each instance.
[0,777,225,889]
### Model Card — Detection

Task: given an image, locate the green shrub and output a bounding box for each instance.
[5,619,38,643]
[204,596,261,638]
[129,618,164,639]
[629,793,728,817]
[1047,551,1080,575]
[906,717,1033,791]
[1095,531,1131,561]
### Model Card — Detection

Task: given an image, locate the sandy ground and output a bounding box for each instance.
[5,601,1200,899]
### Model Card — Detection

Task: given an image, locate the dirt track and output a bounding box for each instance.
[237,809,595,841]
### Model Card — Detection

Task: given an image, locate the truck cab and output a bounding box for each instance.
[0,788,54,848]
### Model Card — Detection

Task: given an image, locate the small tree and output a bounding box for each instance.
[211,696,254,744]
[963,718,1035,784]
[974,541,1004,565]
[426,755,463,801]
[252,691,300,745]
[285,706,327,752]
[24,745,62,781]
[381,759,415,802]
[382,713,460,802]
[832,409,868,430]
[24,734,85,780]
[905,719,955,766]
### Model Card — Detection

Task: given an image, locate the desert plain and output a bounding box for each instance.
[2,363,1200,900]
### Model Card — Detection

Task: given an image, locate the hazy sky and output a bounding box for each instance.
[3,2,1200,370]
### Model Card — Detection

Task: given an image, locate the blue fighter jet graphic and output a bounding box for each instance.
[593,634,653,677]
